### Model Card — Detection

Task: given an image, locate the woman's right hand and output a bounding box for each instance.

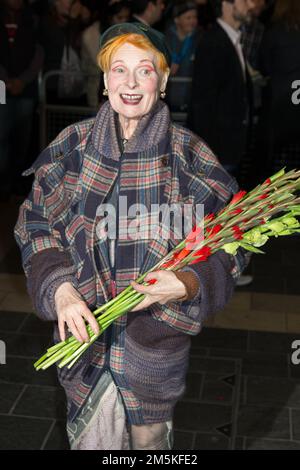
[54,282,100,343]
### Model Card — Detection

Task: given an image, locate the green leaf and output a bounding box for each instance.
[267,221,286,233]
[289,208,300,216]
[252,234,269,247]
[239,242,266,254]
[243,228,268,247]
[270,168,286,182]
[221,242,240,255]
[282,216,300,228]
[278,229,300,236]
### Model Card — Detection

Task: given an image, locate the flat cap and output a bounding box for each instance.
[99,22,172,67]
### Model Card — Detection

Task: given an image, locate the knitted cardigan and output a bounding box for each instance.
[14,100,247,425]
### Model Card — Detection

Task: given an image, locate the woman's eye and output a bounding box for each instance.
[140,68,151,76]
[113,67,124,73]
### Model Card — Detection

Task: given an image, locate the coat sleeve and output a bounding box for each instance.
[14,130,79,321]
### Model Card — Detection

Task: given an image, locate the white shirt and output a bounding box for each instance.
[217,18,246,79]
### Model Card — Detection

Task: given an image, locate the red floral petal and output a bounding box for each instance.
[173,248,191,261]
[263,178,271,185]
[161,259,175,269]
[186,225,203,242]
[204,213,215,222]
[230,190,247,205]
[207,224,223,238]
[229,208,243,215]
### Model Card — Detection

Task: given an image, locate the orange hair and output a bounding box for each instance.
[97,33,169,74]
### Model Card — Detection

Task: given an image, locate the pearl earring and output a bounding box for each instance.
[103,88,108,96]
[160,91,166,99]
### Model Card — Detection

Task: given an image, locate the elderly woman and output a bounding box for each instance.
[14,22,246,450]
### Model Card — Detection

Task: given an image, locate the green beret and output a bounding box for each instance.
[99,22,172,67]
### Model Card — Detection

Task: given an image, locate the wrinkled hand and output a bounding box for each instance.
[55,282,99,343]
[130,270,187,312]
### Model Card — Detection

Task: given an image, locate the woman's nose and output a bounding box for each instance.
[126,71,138,89]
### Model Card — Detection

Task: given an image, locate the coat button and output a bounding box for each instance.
[56,152,64,160]
[161,156,168,167]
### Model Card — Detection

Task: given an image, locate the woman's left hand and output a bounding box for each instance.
[130,270,186,312]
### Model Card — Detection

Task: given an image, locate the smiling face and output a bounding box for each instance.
[104,42,168,120]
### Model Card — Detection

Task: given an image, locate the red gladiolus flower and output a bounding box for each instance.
[207,224,223,238]
[269,204,275,209]
[230,190,247,205]
[258,194,269,200]
[189,258,204,265]
[204,213,215,222]
[189,246,212,264]
[232,225,243,240]
[186,226,204,249]
[186,225,203,241]
[193,246,212,259]
[161,259,174,269]
[263,178,271,185]
[229,208,243,215]
[173,248,191,261]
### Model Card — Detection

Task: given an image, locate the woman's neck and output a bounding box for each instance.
[118,114,139,140]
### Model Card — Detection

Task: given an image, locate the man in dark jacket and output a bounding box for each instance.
[0,0,43,198]
[187,0,254,174]
[129,0,165,26]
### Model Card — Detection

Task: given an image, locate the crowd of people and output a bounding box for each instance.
[1,0,300,199]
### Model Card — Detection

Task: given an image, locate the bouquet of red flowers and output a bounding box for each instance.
[34,168,300,371]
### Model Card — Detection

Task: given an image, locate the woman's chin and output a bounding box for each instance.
[116,106,149,120]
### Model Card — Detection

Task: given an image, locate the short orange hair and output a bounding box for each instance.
[97,33,170,74]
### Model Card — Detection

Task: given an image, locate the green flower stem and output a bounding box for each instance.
[34,352,49,369]
[65,296,145,368]
[38,342,79,370]
[66,336,99,369]
[58,334,97,368]
[46,343,76,359]
[55,293,146,369]
[46,336,79,355]
[100,292,145,323]
[95,289,143,322]
[92,285,134,316]
[93,275,159,323]
[92,263,165,318]
[56,344,86,368]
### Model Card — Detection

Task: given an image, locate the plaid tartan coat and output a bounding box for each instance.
[15,100,246,425]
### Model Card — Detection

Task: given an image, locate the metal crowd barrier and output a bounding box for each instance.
[38,71,192,150]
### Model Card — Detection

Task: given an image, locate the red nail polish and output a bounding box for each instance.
[147,279,157,285]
